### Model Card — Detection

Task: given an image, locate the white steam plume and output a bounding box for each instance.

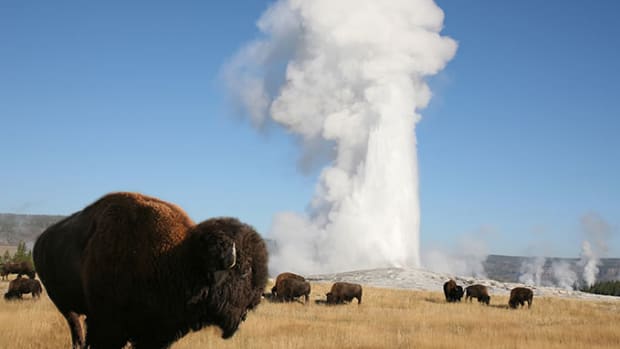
[578,212,612,287]
[551,260,578,290]
[578,241,600,287]
[225,0,457,273]
[518,256,546,286]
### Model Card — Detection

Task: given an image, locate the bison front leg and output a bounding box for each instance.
[64,312,85,349]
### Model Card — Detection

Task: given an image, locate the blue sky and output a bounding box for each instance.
[1,1,618,259]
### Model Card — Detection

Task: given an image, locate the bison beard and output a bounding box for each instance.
[33,192,269,349]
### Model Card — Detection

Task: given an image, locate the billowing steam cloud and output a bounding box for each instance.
[518,256,546,286]
[225,0,457,273]
[578,241,600,287]
[551,260,578,290]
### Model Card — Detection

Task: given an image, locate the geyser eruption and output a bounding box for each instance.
[225,0,457,273]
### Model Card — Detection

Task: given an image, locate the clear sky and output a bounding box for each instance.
[1,1,618,259]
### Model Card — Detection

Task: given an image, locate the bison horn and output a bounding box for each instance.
[229,242,236,269]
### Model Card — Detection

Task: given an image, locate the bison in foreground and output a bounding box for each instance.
[465,284,490,305]
[326,282,362,305]
[271,272,305,298]
[33,192,269,349]
[4,276,42,300]
[443,280,464,303]
[509,287,533,309]
[1,261,36,280]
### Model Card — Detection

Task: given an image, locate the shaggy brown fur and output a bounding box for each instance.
[326,282,362,305]
[443,280,464,302]
[465,284,490,305]
[276,278,311,303]
[4,276,42,300]
[271,272,305,297]
[509,287,533,309]
[1,261,36,279]
[33,192,269,349]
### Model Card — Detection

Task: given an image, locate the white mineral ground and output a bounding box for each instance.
[304,267,620,302]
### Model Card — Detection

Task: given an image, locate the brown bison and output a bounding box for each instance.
[4,276,42,300]
[326,282,362,305]
[33,192,269,349]
[509,287,533,309]
[271,272,305,297]
[1,261,36,279]
[443,279,464,302]
[465,284,490,305]
[276,277,311,303]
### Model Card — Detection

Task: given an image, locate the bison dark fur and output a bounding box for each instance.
[276,278,311,303]
[1,261,36,279]
[326,282,362,305]
[509,287,533,309]
[271,272,305,298]
[33,192,269,349]
[4,276,42,300]
[465,284,490,305]
[443,280,464,302]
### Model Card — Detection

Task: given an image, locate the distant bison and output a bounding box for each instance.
[271,272,305,298]
[276,278,311,303]
[4,276,42,300]
[465,284,490,305]
[1,261,36,280]
[326,282,362,305]
[443,280,464,302]
[33,192,269,349]
[509,287,533,309]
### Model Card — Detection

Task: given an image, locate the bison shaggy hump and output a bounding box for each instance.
[509,287,533,309]
[33,192,269,349]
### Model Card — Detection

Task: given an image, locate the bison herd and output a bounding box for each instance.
[2,260,42,301]
[2,192,540,348]
[266,271,363,306]
[443,279,534,309]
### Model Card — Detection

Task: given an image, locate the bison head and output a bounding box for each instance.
[454,286,464,301]
[326,292,336,304]
[192,230,237,272]
[480,294,490,305]
[4,290,20,301]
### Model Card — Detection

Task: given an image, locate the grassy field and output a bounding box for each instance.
[1,279,619,349]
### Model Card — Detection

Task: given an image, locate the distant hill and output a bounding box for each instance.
[483,254,620,284]
[0,213,64,245]
[2,213,618,283]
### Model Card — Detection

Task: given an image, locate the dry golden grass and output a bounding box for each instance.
[1,279,619,349]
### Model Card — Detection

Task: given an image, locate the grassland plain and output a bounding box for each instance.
[1,280,619,349]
